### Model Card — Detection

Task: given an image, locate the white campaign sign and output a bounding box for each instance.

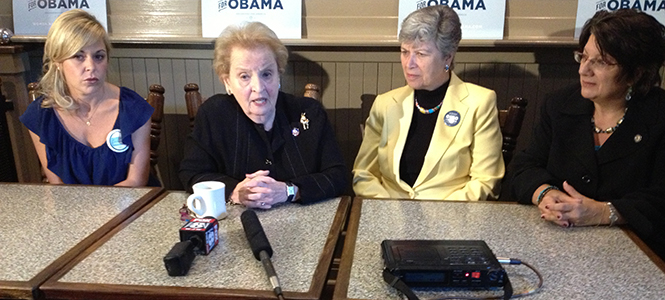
[201,0,302,39]
[12,0,108,35]
[398,0,506,40]
[575,0,665,39]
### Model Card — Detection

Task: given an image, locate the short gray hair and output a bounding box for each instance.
[399,5,461,65]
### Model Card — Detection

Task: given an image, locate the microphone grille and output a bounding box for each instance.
[240,210,273,260]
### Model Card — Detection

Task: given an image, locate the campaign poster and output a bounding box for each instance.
[398,0,507,40]
[201,0,302,39]
[575,0,665,39]
[12,0,108,35]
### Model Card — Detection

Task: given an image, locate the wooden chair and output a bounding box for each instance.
[184,82,322,129]
[498,97,527,165]
[27,82,165,185]
[358,94,527,165]
[146,84,165,185]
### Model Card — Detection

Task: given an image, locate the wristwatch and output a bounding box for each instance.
[286,182,296,202]
[607,202,618,226]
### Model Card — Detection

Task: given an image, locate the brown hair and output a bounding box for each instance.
[579,9,665,99]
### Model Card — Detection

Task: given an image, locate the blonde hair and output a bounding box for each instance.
[38,9,110,110]
[213,22,288,79]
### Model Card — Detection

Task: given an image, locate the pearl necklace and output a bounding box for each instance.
[592,108,627,134]
[415,97,443,114]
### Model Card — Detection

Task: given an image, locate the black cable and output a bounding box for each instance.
[429,258,543,300]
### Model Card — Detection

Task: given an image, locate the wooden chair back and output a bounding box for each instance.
[146,84,165,183]
[498,97,527,165]
[184,82,322,130]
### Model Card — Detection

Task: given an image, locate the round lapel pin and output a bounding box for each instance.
[106,129,129,153]
[292,127,300,136]
[444,111,461,127]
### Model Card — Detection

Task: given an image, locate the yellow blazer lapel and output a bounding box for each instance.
[415,73,469,187]
[391,88,415,188]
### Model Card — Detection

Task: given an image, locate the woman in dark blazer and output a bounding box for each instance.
[179,22,347,209]
[511,9,665,260]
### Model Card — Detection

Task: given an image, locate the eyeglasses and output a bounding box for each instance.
[574,51,618,71]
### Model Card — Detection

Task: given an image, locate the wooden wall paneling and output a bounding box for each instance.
[145,59,162,91]
[107,0,201,37]
[0,0,11,30]
[519,63,541,152]
[505,63,528,110]
[197,60,215,100]
[306,61,325,97]
[334,62,350,165]
[362,62,378,96]
[164,58,188,189]
[476,63,497,96]
[117,58,135,90]
[157,58,177,188]
[376,63,394,96]
[281,60,295,95]
[321,62,337,110]
[293,60,310,96]
[107,58,121,86]
[171,59,188,114]
[491,64,512,109]
[157,59,177,114]
[212,66,225,95]
[184,59,202,97]
[390,62,404,90]
[131,58,148,97]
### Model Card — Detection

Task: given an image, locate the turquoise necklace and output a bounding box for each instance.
[415,97,443,114]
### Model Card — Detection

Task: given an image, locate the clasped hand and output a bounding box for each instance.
[538,181,608,227]
[231,170,288,209]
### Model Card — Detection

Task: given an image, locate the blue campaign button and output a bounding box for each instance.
[444,111,461,127]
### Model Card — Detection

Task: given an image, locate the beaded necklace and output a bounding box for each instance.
[415,97,443,114]
[591,107,627,134]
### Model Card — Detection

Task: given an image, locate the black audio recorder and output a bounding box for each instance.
[381,240,507,288]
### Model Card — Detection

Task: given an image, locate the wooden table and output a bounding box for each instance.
[333,198,665,300]
[40,192,350,300]
[0,183,162,300]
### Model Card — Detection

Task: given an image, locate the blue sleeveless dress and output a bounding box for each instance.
[20,87,154,185]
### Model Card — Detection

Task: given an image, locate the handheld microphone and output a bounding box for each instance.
[164,217,219,276]
[241,210,284,300]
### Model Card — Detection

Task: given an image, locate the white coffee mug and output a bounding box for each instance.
[187,181,227,219]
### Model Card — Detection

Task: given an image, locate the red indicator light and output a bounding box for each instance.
[465,273,470,277]
[472,272,481,279]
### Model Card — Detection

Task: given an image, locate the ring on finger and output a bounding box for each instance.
[260,202,266,206]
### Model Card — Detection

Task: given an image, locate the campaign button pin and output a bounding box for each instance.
[444,111,461,127]
[106,129,129,153]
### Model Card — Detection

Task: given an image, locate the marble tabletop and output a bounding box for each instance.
[41,192,349,300]
[0,183,160,299]
[334,199,665,300]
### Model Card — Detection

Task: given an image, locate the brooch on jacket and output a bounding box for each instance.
[300,112,310,130]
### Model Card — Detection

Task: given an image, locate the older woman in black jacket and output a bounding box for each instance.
[511,9,665,260]
[179,22,347,209]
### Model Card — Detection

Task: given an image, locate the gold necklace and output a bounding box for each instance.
[78,101,101,126]
[76,86,106,126]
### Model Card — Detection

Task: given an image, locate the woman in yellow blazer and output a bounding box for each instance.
[353,5,504,200]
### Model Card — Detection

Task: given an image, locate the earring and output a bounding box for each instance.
[279,83,281,89]
[625,86,632,101]
[226,89,232,95]
[445,64,450,72]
